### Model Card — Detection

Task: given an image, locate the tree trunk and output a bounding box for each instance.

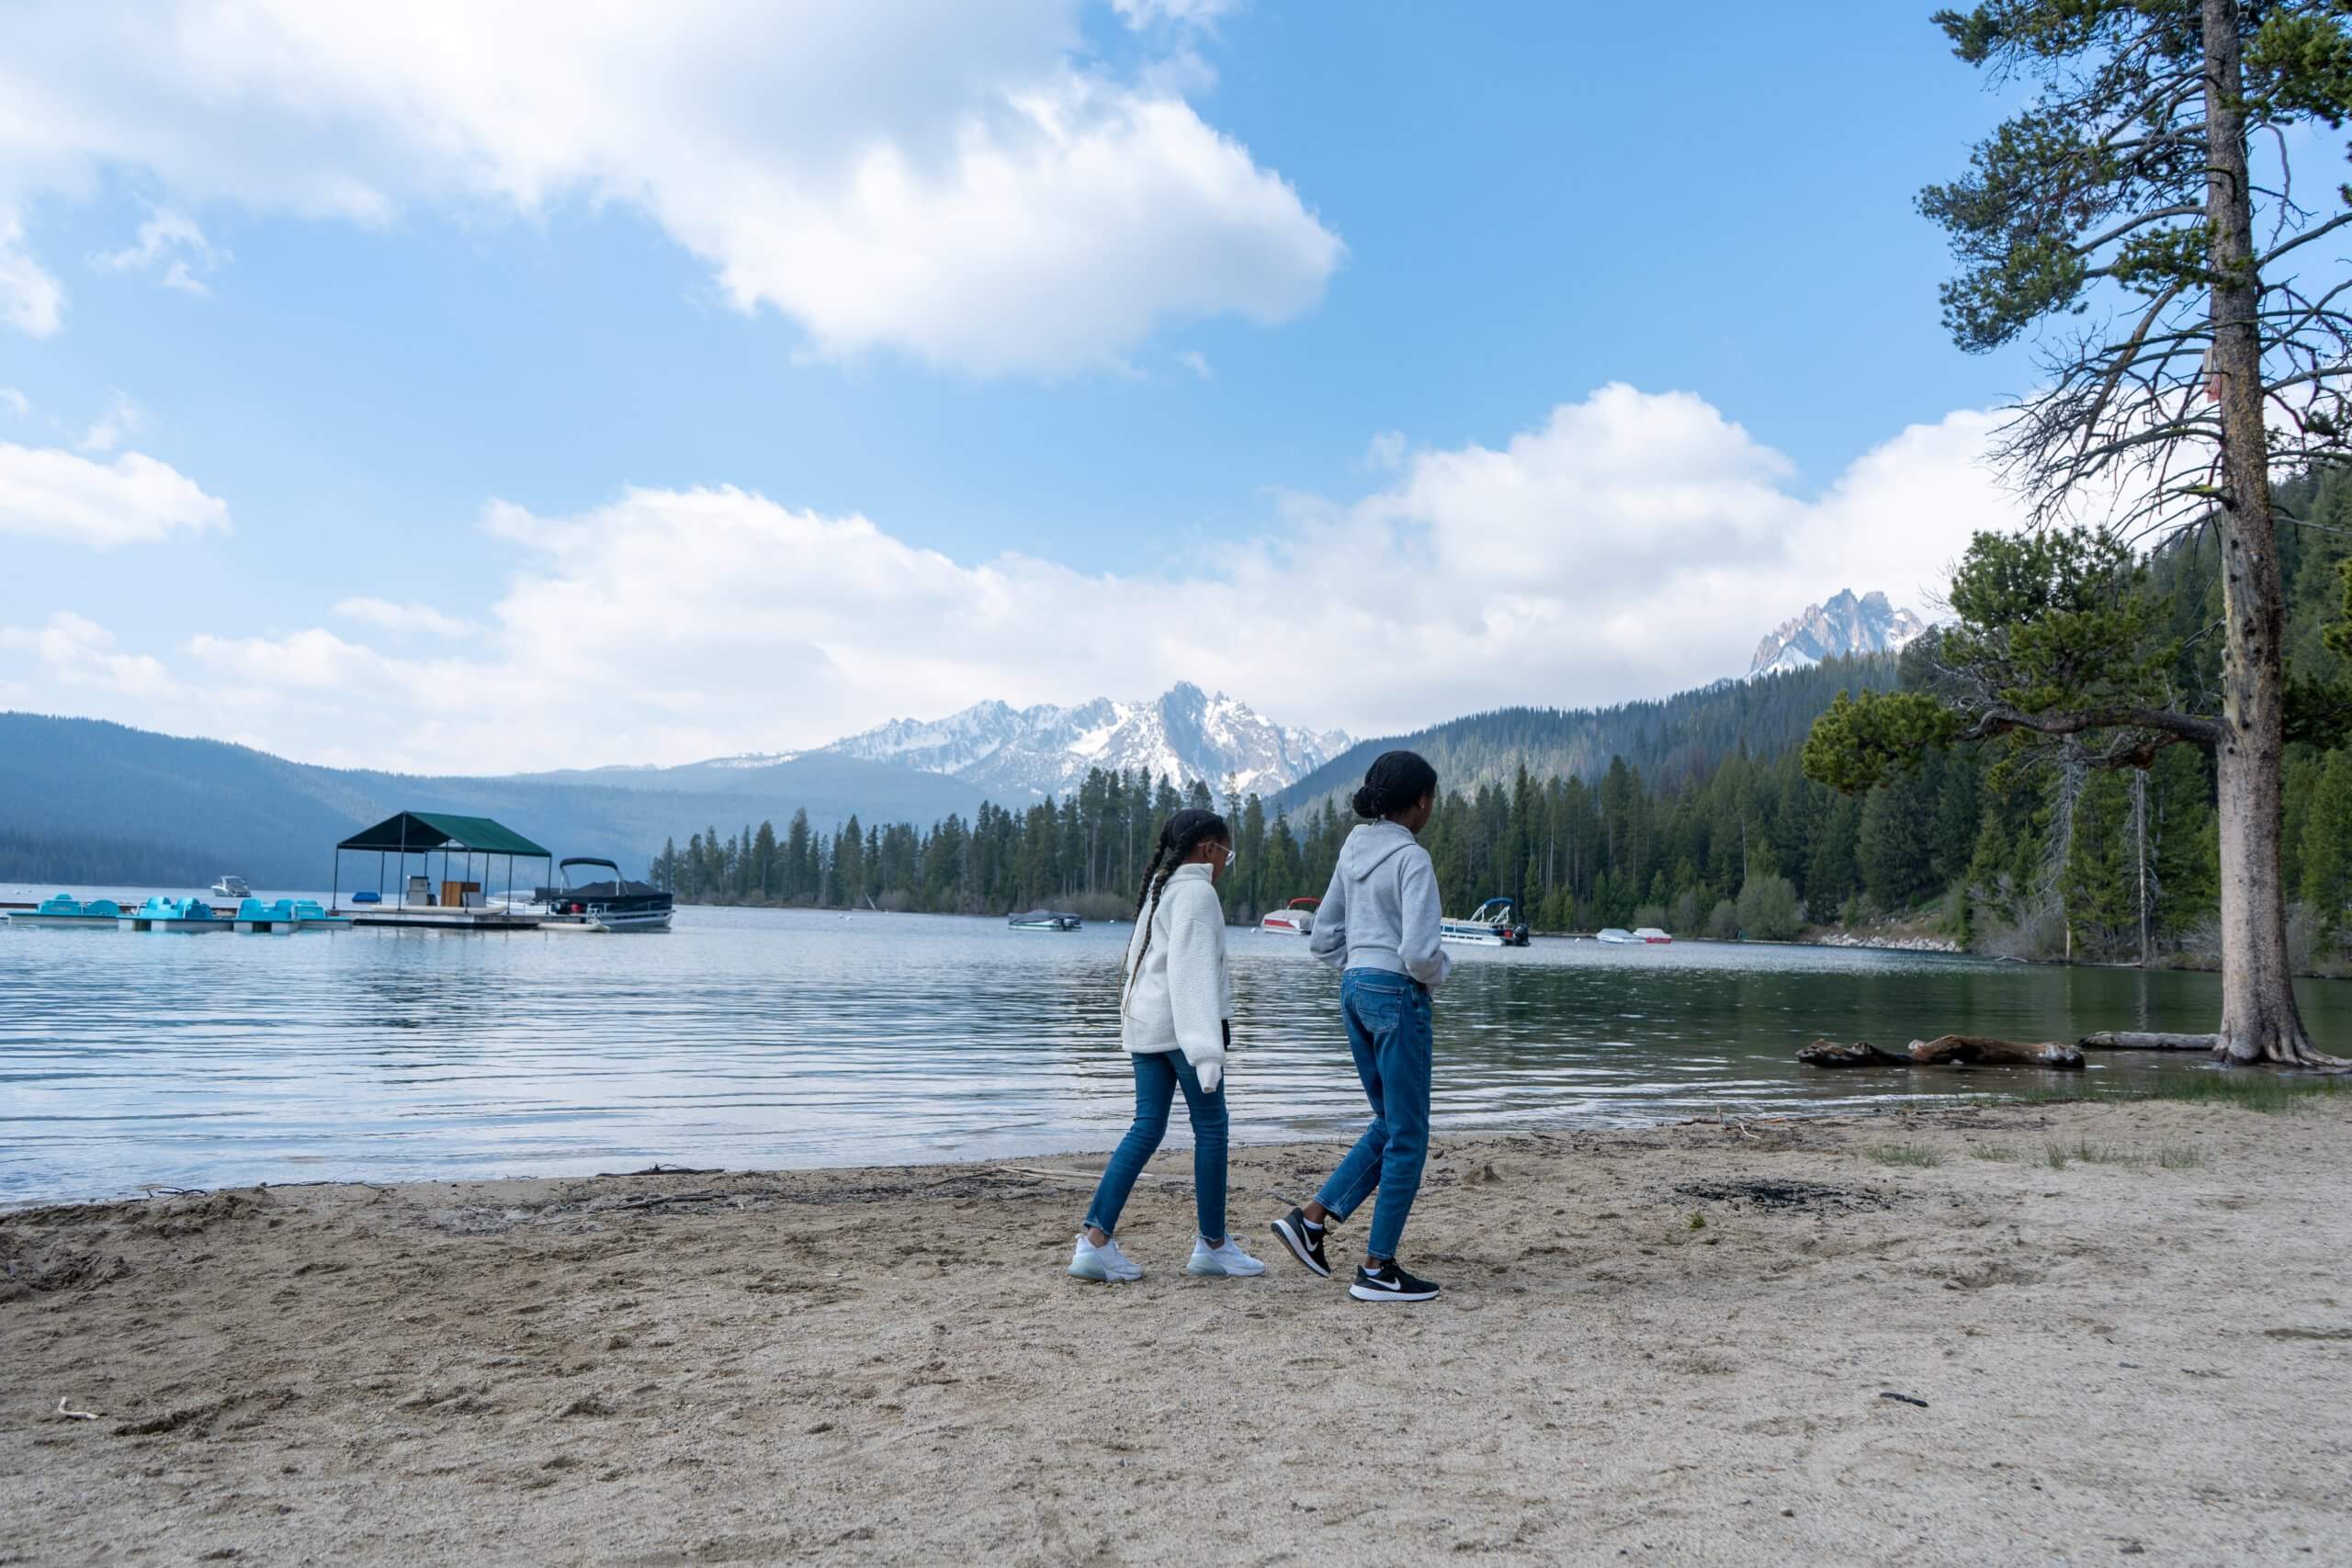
[1797,1039,1912,1069]
[2202,0,2338,1066]
[1908,1034,2086,1071]
[2079,1031,2222,1051]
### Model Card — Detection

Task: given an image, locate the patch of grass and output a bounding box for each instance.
[2041,1139,2206,1170]
[2015,1085,2098,1106]
[1968,1144,2021,1162]
[1686,1212,1706,1231]
[1867,1144,1942,1168]
[2138,1071,2351,1114]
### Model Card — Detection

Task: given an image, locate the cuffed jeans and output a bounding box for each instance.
[1082,1049,1228,1242]
[1312,968,1433,1260]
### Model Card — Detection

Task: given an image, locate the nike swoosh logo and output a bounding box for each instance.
[1359,1275,1402,1291]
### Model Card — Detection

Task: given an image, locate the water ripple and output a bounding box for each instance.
[2,897,2343,1203]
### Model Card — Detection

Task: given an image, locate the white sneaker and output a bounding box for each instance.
[1186,1235,1267,1277]
[1069,1232,1144,1283]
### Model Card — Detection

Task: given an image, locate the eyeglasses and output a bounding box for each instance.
[1221,845,1238,868]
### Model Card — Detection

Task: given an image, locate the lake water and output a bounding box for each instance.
[5,889,2348,1206]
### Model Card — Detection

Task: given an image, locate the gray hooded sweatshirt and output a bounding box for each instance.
[1308,822,1451,987]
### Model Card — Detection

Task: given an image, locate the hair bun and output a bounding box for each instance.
[1354,750,1438,820]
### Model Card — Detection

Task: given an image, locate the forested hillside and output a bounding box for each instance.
[1270,655,1904,816]
[658,470,2352,973]
[0,715,991,887]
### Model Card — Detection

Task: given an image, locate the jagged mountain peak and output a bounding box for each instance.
[814,684,1351,800]
[1747,589,1928,679]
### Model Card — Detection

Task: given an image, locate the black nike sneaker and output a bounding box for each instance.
[1349,1258,1440,1303]
[1270,1207,1331,1278]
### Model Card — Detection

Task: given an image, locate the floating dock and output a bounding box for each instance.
[344,906,554,931]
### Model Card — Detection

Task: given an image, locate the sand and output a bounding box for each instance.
[5,1098,2350,1566]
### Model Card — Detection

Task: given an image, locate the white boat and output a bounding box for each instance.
[1441,897,1531,947]
[210,875,252,900]
[1261,897,1317,936]
[1008,909,1081,932]
[1596,926,1672,945]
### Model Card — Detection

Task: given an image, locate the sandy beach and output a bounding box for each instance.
[5,1097,2349,1566]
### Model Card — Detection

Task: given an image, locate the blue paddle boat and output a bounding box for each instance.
[289,898,353,931]
[232,897,300,933]
[125,896,228,932]
[6,894,124,929]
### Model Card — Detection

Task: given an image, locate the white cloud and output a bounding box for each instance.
[0,209,63,336]
[0,388,28,418]
[0,612,181,700]
[1,387,2024,774]
[93,208,225,295]
[1179,349,1213,379]
[332,598,475,638]
[0,438,230,547]
[0,2,1340,373]
[1114,0,1242,25]
[78,390,143,454]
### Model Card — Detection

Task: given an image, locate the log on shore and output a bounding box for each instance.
[1797,1039,1914,1069]
[2078,1031,2221,1052]
[1908,1034,2086,1071]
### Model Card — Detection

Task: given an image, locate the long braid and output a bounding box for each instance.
[1122,807,1228,1003]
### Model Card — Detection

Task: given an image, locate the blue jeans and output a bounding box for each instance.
[1313,969,1433,1261]
[1082,1050,1228,1243]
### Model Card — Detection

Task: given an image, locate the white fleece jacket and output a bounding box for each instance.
[1118,862,1233,1090]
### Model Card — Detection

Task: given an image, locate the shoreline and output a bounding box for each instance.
[8,1098,2349,1564]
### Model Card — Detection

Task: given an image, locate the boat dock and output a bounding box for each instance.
[345,906,557,931]
[4,898,586,932]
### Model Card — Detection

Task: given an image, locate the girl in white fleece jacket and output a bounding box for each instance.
[1069,808,1266,1283]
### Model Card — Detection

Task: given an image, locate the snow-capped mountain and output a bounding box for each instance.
[1747,590,1928,678]
[816,683,1351,800]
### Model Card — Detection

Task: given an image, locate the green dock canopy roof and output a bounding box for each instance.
[337,811,552,858]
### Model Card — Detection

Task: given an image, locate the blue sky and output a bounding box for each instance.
[0,2,2041,771]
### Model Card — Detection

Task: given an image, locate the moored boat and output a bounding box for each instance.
[125,896,229,932]
[1633,926,1673,944]
[210,875,252,900]
[1260,897,1317,936]
[1441,897,1532,947]
[231,897,353,933]
[1008,909,1081,931]
[496,858,674,931]
[1595,927,1640,945]
[289,898,353,931]
[232,897,300,933]
[6,894,124,929]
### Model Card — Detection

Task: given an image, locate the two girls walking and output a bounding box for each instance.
[1070,751,1448,1304]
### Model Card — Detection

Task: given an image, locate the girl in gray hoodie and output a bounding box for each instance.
[1271,750,1449,1303]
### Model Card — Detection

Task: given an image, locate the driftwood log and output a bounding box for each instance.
[2078,1031,2221,1052]
[1908,1034,2086,1070]
[1797,1039,1912,1069]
